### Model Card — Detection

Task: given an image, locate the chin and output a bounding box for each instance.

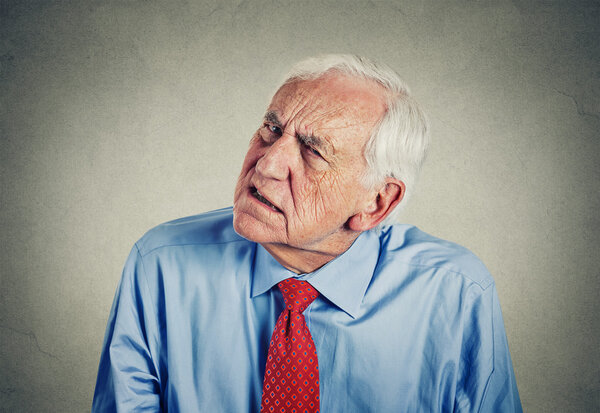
[233,206,281,245]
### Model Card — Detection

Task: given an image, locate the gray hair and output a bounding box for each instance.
[280,54,430,226]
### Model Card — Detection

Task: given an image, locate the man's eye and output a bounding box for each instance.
[266,124,282,135]
[305,145,322,158]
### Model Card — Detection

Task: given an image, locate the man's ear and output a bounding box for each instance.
[347,179,405,232]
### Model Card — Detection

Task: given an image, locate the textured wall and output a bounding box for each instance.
[1,1,598,411]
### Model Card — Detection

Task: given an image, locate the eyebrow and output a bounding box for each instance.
[264,110,282,128]
[264,110,333,156]
[296,133,332,156]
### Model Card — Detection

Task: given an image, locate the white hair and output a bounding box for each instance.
[280,54,430,226]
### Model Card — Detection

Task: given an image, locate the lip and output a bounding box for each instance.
[249,186,282,213]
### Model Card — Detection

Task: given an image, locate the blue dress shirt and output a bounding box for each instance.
[92,207,522,412]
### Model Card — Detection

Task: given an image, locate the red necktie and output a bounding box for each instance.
[261,278,320,413]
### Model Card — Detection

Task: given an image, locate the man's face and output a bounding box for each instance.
[233,74,386,254]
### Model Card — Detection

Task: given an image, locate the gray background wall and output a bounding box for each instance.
[1,0,598,411]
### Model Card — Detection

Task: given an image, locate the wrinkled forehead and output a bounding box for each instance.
[268,74,387,137]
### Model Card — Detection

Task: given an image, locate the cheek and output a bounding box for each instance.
[240,138,264,172]
[235,141,261,194]
[295,172,348,220]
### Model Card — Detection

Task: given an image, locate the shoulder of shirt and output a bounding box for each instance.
[134,206,247,256]
[375,224,495,290]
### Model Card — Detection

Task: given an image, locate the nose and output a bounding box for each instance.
[255,134,299,181]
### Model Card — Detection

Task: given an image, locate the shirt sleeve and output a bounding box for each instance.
[455,283,523,413]
[92,245,162,412]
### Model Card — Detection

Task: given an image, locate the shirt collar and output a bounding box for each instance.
[251,230,380,319]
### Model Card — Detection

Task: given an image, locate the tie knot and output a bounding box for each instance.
[278,278,319,313]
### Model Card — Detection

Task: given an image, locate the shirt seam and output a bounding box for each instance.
[476,288,496,413]
[133,242,161,384]
[139,238,248,257]
[389,260,493,290]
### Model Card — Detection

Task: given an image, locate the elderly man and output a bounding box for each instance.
[92,55,522,412]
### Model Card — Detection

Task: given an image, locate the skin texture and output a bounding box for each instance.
[233,73,404,273]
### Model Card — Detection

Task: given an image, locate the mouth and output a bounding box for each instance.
[251,187,281,213]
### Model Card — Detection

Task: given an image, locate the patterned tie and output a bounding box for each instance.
[261,278,320,413]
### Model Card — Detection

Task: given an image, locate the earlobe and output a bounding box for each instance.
[347,179,405,232]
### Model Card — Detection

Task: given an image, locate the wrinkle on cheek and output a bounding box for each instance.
[293,184,313,227]
[314,173,332,220]
[323,172,351,209]
[290,183,317,235]
[301,171,346,224]
[311,179,325,224]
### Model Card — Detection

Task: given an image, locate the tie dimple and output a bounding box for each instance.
[260,278,320,413]
[281,280,319,313]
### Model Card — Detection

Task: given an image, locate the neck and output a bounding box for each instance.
[260,232,361,274]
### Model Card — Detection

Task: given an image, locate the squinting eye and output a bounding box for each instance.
[306,145,321,158]
[267,124,282,135]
